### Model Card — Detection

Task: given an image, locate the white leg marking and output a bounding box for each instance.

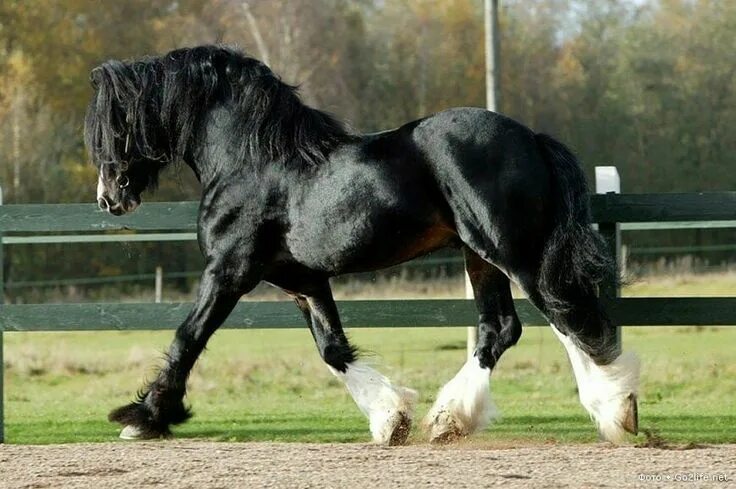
[329,361,417,445]
[551,324,640,443]
[97,174,106,201]
[424,355,497,442]
[119,425,143,440]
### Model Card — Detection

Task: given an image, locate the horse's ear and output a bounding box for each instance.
[90,66,104,89]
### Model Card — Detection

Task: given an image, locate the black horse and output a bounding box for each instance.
[85,45,639,445]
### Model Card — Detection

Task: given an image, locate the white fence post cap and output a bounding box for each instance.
[595,166,620,194]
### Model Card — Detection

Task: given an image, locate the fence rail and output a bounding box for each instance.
[1,191,736,442]
[3,197,736,232]
[2,297,736,332]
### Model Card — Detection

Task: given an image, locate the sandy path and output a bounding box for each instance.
[1,442,734,488]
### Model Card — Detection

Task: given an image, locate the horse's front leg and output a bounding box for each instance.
[295,281,417,445]
[109,261,259,439]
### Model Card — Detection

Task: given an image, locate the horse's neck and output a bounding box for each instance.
[182,108,243,186]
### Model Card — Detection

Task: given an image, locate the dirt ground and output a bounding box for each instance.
[1,441,734,489]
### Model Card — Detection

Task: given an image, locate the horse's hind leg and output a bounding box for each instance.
[424,248,521,443]
[289,281,417,445]
[517,272,640,443]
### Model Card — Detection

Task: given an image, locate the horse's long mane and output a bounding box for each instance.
[84,45,351,170]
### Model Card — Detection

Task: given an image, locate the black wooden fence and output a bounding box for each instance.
[1,192,735,442]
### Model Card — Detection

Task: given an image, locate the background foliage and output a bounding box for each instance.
[0,0,734,300]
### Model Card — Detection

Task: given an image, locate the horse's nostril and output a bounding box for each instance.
[98,197,110,210]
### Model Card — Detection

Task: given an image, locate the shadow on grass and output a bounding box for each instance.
[7,414,736,445]
[142,413,736,444]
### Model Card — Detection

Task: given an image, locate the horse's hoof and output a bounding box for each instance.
[119,424,165,440]
[387,412,412,446]
[371,410,413,446]
[622,393,638,435]
[595,392,640,443]
[430,430,463,445]
[427,411,465,444]
[120,425,143,440]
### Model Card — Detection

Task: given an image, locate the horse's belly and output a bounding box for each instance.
[285,209,457,274]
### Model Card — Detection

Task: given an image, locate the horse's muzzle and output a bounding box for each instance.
[98,195,139,215]
[108,204,126,216]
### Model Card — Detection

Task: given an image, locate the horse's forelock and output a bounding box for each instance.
[85,62,128,168]
[85,57,168,170]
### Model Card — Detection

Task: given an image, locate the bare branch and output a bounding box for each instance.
[242,2,270,66]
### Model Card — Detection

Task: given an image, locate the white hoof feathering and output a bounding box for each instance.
[329,361,417,445]
[119,425,143,440]
[551,325,640,443]
[424,356,496,443]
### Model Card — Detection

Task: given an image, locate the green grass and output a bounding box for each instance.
[5,324,736,445]
[623,272,736,298]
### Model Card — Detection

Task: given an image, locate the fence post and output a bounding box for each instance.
[465,272,476,360]
[155,266,163,303]
[469,0,501,360]
[621,244,628,278]
[0,185,4,443]
[595,167,622,354]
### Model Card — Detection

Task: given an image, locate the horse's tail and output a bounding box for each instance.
[534,133,615,314]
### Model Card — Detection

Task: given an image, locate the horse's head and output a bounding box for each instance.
[84,45,350,215]
[94,160,145,215]
[84,59,169,215]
